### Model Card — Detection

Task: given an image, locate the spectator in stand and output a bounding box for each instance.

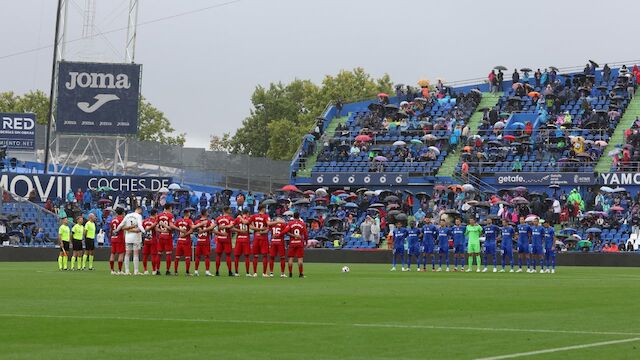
[28,189,37,202]
[73,188,82,204]
[236,191,245,210]
[199,193,208,211]
[66,189,75,204]
[497,70,504,92]
[512,69,520,84]
[82,188,92,210]
[488,70,497,93]
[534,69,541,87]
[511,157,522,172]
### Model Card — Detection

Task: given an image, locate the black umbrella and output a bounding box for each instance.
[444,209,460,215]
[261,199,277,206]
[326,217,341,224]
[494,65,507,71]
[292,199,310,206]
[384,195,400,203]
[368,103,383,112]
[549,66,559,72]
[356,188,369,193]
[222,188,233,196]
[394,213,408,222]
[415,192,430,199]
[520,68,532,72]
[315,235,329,242]
[589,60,599,68]
[384,104,399,112]
[369,203,385,208]
[508,96,522,102]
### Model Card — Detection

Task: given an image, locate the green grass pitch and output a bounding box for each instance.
[1,262,639,359]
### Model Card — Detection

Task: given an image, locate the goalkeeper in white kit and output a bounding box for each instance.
[116,206,146,275]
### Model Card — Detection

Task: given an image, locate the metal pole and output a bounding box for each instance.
[44,0,64,174]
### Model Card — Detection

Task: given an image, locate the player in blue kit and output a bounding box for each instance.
[451,217,467,272]
[516,216,531,273]
[436,219,451,272]
[391,221,408,272]
[530,218,545,273]
[482,218,499,273]
[499,218,515,272]
[419,217,437,272]
[405,221,422,271]
[542,220,556,274]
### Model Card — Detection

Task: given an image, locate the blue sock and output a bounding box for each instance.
[551,253,555,269]
[445,254,449,267]
[493,254,497,267]
[510,255,514,269]
[407,256,412,269]
[518,258,522,268]
[431,255,435,269]
[401,254,405,268]
[483,254,488,266]
[454,257,458,268]
[438,255,442,267]
[393,254,397,267]
[526,258,530,269]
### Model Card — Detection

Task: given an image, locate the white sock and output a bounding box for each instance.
[124,252,130,273]
[133,251,139,273]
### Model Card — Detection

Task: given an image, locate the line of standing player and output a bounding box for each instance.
[391,215,557,273]
[109,204,309,278]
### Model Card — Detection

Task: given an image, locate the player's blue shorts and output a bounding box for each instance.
[393,246,405,255]
[438,244,449,254]
[517,243,529,253]
[545,247,554,254]
[422,242,434,253]
[453,244,465,254]
[484,242,496,254]
[409,245,421,256]
[531,244,544,255]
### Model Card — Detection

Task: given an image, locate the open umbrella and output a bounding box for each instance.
[374,156,387,162]
[261,199,277,206]
[549,66,559,72]
[520,68,532,72]
[577,239,593,249]
[611,187,627,193]
[462,184,475,192]
[315,188,327,197]
[511,82,523,90]
[511,197,529,205]
[434,185,446,191]
[595,140,608,147]
[98,199,112,205]
[588,60,599,68]
[494,65,507,71]
[355,134,372,142]
[410,139,423,145]
[394,213,408,222]
[525,214,539,222]
[168,183,181,190]
[377,93,389,98]
[586,228,602,234]
[510,186,528,193]
[311,205,327,211]
[392,140,407,146]
[609,206,624,212]
[385,195,400,203]
[293,199,310,206]
[548,184,560,189]
[428,146,440,155]
[422,134,437,141]
[415,192,430,199]
[344,202,358,209]
[503,135,516,142]
[281,184,299,192]
[368,103,384,112]
[369,203,385,208]
[157,187,169,193]
[386,203,400,210]
[417,79,430,87]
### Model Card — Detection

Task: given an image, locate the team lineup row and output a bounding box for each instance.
[391,216,557,274]
[56,204,310,278]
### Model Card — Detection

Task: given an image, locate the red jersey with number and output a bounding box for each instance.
[270,222,287,244]
[175,218,193,241]
[156,212,175,234]
[110,216,124,243]
[215,215,233,242]
[142,218,157,243]
[233,216,250,241]
[250,213,270,239]
[194,218,212,243]
[286,219,307,246]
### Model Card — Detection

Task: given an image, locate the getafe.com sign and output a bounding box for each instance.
[56,61,142,135]
[0,174,170,202]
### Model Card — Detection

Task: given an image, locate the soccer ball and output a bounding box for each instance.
[341,266,350,273]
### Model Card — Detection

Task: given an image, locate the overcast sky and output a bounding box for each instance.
[2,0,640,148]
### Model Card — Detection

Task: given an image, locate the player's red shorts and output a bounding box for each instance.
[234,239,251,256]
[270,241,286,257]
[110,241,125,254]
[287,244,304,258]
[195,241,211,257]
[215,239,232,254]
[158,233,173,252]
[142,241,158,256]
[175,240,192,257]
[252,236,269,255]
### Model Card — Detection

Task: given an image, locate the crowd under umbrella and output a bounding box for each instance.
[167,183,181,191]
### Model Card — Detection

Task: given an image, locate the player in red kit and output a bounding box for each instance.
[174,208,195,275]
[142,209,159,275]
[285,212,308,278]
[193,209,215,276]
[232,209,252,277]
[269,217,288,277]
[213,206,234,276]
[249,204,272,277]
[156,204,176,275]
[109,207,126,274]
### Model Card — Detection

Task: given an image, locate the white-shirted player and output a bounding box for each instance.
[116,206,146,275]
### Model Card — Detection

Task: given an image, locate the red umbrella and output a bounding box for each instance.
[503,135,516,142]
[434,185,446,191]
[609,206,624,212]
[377,93,389,98]
[355,134,372,142]
[332,190,346,195]
[303,190,314,195]
[281,185,299,192]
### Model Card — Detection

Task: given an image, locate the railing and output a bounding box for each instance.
[0,188,59,244]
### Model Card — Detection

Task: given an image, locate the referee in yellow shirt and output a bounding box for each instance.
[58,218,70,270]
[83,214,97,270]
[71,216,84,271]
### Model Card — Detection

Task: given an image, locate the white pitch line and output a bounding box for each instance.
[0,313,638,337]
[474,337,640,360]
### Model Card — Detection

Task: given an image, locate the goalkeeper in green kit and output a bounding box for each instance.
[465,217,483,272]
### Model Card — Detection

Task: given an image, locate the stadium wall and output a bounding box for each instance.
[2,248,639,267]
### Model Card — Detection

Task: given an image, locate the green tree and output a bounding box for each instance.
[0,91,49,124]
[221,68,393,160]
[208,133,232,152]
[137,96,186,146]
